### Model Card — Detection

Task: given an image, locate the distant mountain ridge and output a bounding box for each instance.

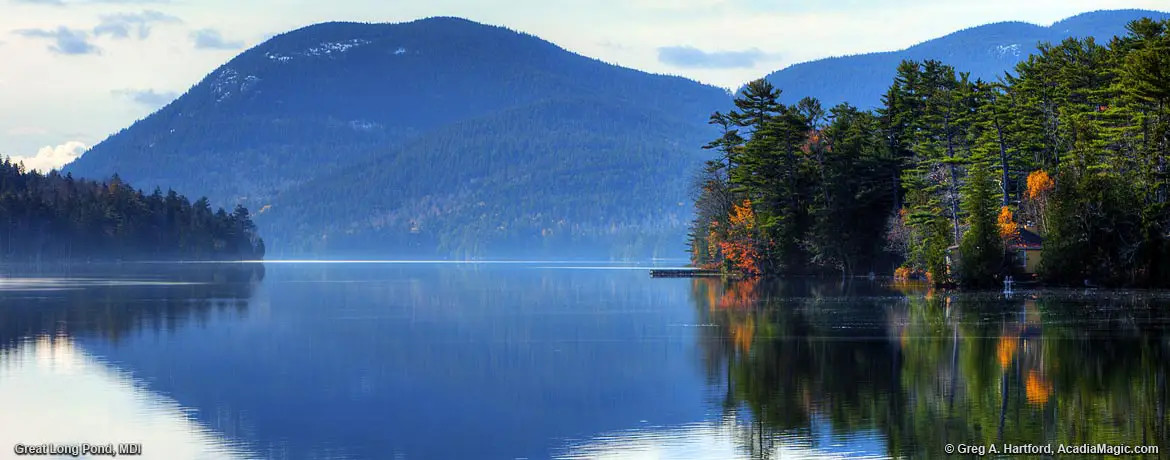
[62,10,1168,258]
[761,9,1170,108]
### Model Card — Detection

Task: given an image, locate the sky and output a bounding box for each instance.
[2,0,1167,172]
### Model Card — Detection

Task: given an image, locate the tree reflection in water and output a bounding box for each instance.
[0,263,264,353]
[691,277,1170,459]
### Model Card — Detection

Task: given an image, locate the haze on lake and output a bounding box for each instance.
[0,262,1166,459]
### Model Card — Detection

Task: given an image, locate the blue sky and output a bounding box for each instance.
[2,0,1166,171]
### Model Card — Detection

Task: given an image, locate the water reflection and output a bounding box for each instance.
[0,264,263,459]
[0,335,254,459]
[686,278,1170,459]
[5,263,714,460]
[0,263,262,348]
[2,263,1167,459]
[557,415,885,460]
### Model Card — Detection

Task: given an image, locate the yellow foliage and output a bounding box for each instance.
[707,224,721,262]
[728,199,755,231]
[1026,170,1054,200]
[894,266,912,281]
[997,206,1018,240]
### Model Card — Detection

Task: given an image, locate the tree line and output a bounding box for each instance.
[0,158,264,262]
[688,18,1170,288]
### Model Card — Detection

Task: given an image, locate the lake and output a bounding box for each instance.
[0,262,1166,459]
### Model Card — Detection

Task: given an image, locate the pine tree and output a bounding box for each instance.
[956,155,1004,287]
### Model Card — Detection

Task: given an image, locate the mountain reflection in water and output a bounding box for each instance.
[0,264,263,460]
[0,335,253,459]
[0,264,1166,459]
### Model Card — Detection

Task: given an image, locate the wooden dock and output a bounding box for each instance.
[649,268,724,278]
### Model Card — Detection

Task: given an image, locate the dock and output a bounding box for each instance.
[649,268,724,278]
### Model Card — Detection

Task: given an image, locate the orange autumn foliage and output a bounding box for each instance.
[718,241,760,274]
[1025,371,1053,405]
[997,335,1018,369]
[717,278,759,310]
[1026,170,1054,200]
[719,199,762,275]
[997,206,1019,240]
[894,266,912,280]
[800,129,828,154]
[728,199,756,231]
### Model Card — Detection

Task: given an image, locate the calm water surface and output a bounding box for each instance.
[0,262,1167,459]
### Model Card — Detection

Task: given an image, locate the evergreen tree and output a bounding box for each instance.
[0,158,264,262]
[687,17,1170,288]
[956,156,1004,287]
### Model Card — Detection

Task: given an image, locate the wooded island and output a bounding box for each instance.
[689,18,1170,288]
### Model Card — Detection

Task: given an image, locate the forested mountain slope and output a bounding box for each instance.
[64,17,729,208]
[262,97,704,258]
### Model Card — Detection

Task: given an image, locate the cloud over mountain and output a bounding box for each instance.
[190,28,243,50]
[9,141,88,173]
[656,45,775,69]
[112,88,178,107]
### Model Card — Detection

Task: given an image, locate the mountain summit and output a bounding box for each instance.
[64,17,730,258]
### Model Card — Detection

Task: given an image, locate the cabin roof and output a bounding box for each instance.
[1009,228,1043,249]
[945,228,1043,253]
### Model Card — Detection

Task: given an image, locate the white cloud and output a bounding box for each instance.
[8,141,88,173]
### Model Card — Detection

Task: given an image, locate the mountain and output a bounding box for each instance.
[761,9,1170,109]
[64,17,731,258]
[64,10,1167,258]
[264,97,703,258]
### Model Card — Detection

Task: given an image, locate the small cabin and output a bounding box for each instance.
[1011,227,1043,275]
[945,227,1044,277]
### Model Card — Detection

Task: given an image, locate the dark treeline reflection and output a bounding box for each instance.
[692,278,1170,459]
[0,263,263,351]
